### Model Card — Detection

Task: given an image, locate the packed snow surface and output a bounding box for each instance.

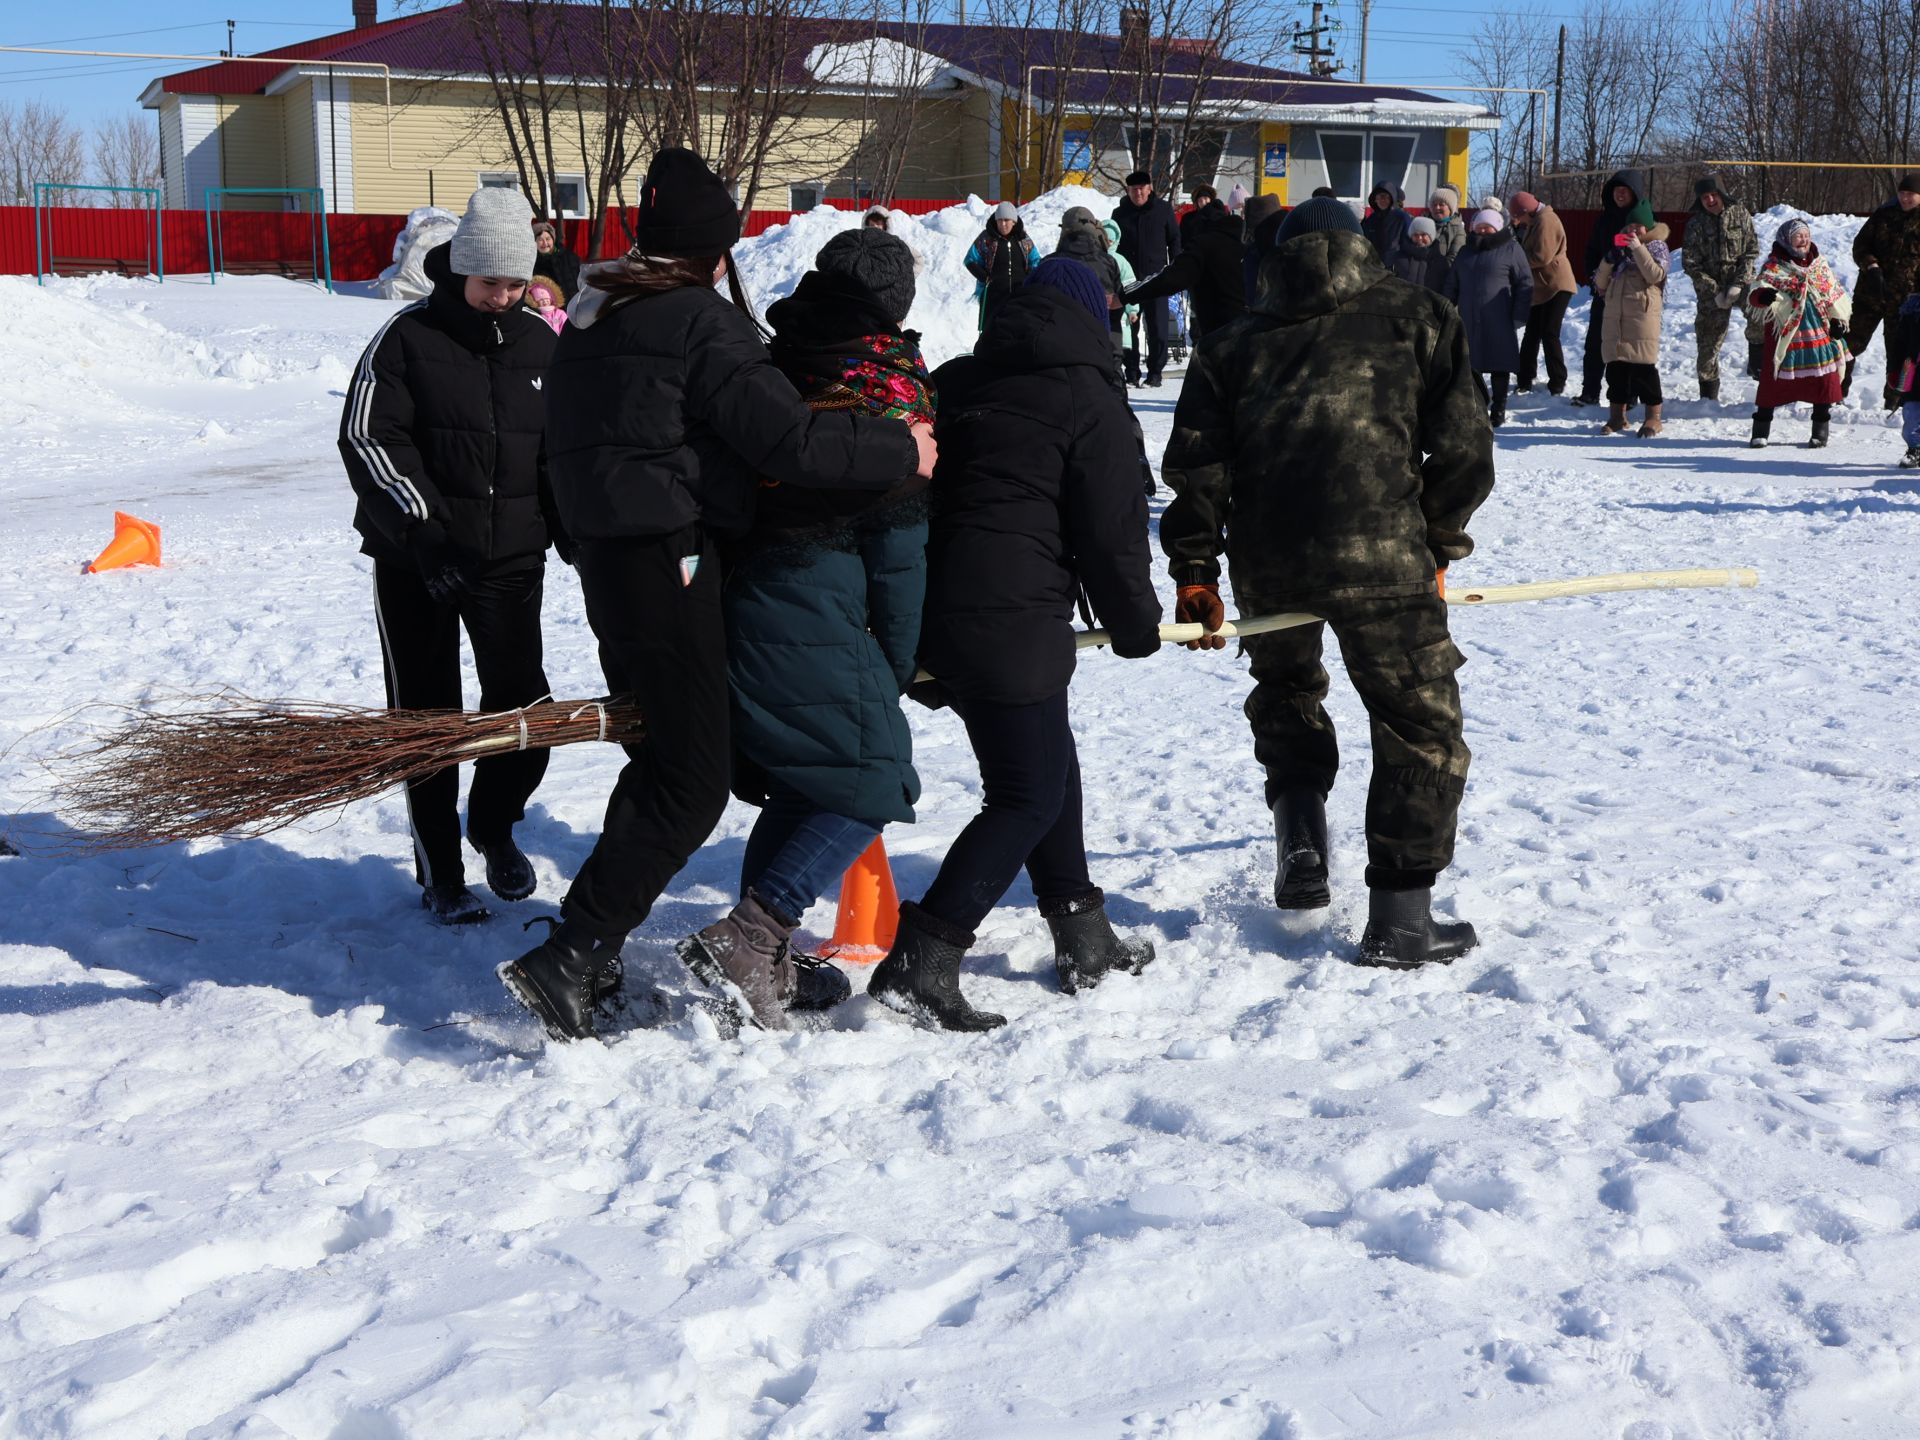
[2,194,1918,1440]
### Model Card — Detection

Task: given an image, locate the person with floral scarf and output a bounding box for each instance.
[674,225,937,1022]
[1746,217,1851,449]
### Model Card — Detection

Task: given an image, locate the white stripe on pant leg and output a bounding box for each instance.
[374,572,439,888]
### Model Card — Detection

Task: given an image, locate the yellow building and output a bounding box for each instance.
[140,3,1494,216]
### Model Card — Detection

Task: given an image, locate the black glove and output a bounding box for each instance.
[1109,626,1162,660]
[1748,286,1776,306]
[404,519,466,603]
[1828,316,1848,340]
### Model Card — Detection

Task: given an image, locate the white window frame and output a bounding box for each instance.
[548,173,588,219]
[789,182,824,211]
[476,170,588,219]
[1317,129,1419,201]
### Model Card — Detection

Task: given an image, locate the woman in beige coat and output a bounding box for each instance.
[1511,191,1577,395]
[1592,202,1671,436]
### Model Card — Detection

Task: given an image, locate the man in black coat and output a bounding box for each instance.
[1574,168,1646,406]
[1112,169,1181,385]
[1161,197,1494,970]
[1126,198,1249,345]
[338,188,559,925]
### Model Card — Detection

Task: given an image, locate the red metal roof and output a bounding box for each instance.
[158,10,448,95]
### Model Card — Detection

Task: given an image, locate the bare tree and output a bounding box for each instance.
[976,0,1112,200]
[1458,14,1548,201]
[0,100,87,206]
[92,114,161,203]
[825,0,944,203]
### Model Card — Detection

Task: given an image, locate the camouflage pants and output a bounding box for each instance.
[1241,589,1470,890]
[1693,279,1749,386]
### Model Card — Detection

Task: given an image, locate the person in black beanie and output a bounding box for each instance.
[338,186,559,927]
[1111,170,1181,385]
[868,256,1163,1031]
[501,149,938,1041]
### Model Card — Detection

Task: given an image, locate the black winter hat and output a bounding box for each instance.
[1899,172,1920,196]
[633,148,740,257]
[1275,195,1362,245]
[816,227,917,326]
[1124,169,1153,188]
[1694,172,1729,201]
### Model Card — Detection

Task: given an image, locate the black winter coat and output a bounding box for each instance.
[1111,194,1181,273]
[1128,202,1249,335]
[1054,227,1124,306]
[543,280,917,543]
[534,243,582,299]
[921,287,1162,704]
[1441,227,1533,373]
[1582,168,1647,285]
[1391,243,1452,293]
[338,242,557,572]
[1363,182,1410,263]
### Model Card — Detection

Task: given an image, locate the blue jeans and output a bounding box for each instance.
[740,782,879,925]
[1903,402,1920,449]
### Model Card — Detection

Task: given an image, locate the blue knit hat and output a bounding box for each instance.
[1025,255,1108,322]
[1275,196,1363,245]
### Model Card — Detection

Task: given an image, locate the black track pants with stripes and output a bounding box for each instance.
[373,560,551,889]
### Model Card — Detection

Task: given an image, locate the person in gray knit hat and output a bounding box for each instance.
[449,186,538,279]
[335,185,560,928]
[815,227,918,326]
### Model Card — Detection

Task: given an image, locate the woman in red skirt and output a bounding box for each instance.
[1747,217,1851,449]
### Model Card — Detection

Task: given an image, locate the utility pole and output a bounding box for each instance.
[1357,0,1372,82]
[1291,1,1339,76]
[1552,24,1566,179]
[224,20,236,58]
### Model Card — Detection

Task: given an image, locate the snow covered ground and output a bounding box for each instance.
[2,200,1918,1440]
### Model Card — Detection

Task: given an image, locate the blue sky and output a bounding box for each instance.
[2,2,1711,133]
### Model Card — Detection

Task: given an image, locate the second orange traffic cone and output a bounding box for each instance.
[86,512,163,573]
[816,837,898,964]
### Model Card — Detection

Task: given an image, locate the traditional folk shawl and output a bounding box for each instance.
[779,330,936,424]
[1754,242,1851,380]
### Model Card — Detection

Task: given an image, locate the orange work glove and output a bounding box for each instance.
[1436,567,1447,598]
[1175,583,1228,650]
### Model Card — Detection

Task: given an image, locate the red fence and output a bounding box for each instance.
[0,201,966,281]
[6,201,1703,285]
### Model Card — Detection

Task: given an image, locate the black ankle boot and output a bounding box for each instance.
[1749,411,1772,449]
[1809,410,1830,448]
[1040,890,1154,996]
[470,830,535,902]
[1356,886,1478,969]
[1272,790,1331,909]
[499,920,625,1040]
[1700,378,1719,402]
[869,902,1005,1031]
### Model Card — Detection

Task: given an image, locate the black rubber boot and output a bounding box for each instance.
[1040,890,1154,996]
[1272,790,1332,909]
[422,884,490,926]
[499,920,625,1040]
[677,890,796,1032]
[869,902,1005,1031]
[1356,887,1478,970]
[470,831,535,902]
[1749,411,1772,449]
[1700,378,1719,402]
[1747,342,1764,380]
[1808,407,1830,449]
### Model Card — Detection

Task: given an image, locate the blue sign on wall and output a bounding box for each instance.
[1063,130,1093,173]
[1264,142,1289,179]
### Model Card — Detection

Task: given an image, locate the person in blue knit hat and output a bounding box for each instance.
[863,253,1165,1031]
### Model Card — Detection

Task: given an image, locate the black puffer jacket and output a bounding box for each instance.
[543,277,917,542]
[1127,201,1250,335]
[1582,168,1647,285]
[534,243,582,299]
[921,287,1162,704]
[338,242,557,571]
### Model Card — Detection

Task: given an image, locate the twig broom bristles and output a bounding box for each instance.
[37,694,643,853]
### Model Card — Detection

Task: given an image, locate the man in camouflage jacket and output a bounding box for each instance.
[1850,173,1920,410]
[1680,173,1758,401]
[1160,198,1494,969]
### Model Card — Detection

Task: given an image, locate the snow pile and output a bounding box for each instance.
[378,205,460,302]
[3,223,1920,1438]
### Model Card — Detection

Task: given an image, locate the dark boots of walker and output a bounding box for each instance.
[1272,789,1331,909]
[1041,890,1154,996]
[869,902,1005,1031]
[1747,342,1764,379]
[1749,410,1772,449]
[1699,378,1719,402]
[500,919,626,1041]
[677,890,796,1032]
[1356,887,1479,970]
[1808,407,1830,449]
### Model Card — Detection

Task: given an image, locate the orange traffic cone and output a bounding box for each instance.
[816,837,898,964]
[86,512,163,573]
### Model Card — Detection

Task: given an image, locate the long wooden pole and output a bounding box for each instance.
[1077,567,1759,650]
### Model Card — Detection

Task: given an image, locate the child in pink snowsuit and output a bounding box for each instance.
[526,276,568,334]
